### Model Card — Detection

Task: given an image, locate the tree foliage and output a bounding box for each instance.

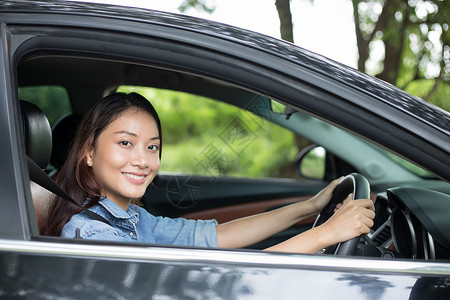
[352,0,449,110]
[178,0,215,13]
[184,0,448,111]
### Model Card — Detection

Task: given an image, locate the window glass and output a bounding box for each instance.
[384,151,434,178]
[18,86,72,127]
[117,86,300,179]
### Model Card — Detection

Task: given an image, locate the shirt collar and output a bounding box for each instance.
[93,198,139,220]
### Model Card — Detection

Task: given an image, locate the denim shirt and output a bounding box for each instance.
[61,198,218,247]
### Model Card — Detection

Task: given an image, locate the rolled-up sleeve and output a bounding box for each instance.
[193,219,219,247]
[141,211,218,247]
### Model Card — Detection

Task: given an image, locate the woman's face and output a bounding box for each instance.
[86,108,160,209]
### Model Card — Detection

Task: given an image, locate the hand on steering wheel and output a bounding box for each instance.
[312,173,372,255]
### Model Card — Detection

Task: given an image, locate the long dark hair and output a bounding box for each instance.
[41,92,162,236]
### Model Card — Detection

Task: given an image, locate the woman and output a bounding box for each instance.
[42,92,375,253]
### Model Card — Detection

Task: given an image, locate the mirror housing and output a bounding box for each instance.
[296,144,326,180]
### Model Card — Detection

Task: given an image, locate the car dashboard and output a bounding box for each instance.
[365,186,450,260]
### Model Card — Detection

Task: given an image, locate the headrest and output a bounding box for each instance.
[50,113,82,169]
[20,100,52,169]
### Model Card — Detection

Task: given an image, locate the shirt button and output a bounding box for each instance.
[129,232,134,236]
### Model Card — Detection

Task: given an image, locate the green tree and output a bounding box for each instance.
[178,0,215,13]
[352,0,449,110]
[275,0,448,111]
[179,1,449,111]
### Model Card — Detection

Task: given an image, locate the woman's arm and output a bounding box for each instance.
[265,197,375,253]
[216,177,343,248]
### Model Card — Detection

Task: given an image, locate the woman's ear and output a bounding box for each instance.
[85,150,94,167]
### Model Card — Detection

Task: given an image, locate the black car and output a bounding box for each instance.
[1,0,450,298]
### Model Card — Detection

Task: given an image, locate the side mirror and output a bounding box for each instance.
[296,144,326,180]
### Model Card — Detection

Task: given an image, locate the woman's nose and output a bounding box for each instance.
[131,149,149,168]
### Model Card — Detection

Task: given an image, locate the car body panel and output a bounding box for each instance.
[1,239,450,299]
[0,22,33,240]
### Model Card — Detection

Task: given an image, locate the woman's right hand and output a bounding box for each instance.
[319,194,375,247]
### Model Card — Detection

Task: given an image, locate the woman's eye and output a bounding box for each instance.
[120,141,132,147]
[148,145,159,151]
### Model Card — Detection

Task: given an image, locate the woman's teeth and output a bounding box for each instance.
[123,173,145,180]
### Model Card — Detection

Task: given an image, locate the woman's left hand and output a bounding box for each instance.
[307,177,344,214]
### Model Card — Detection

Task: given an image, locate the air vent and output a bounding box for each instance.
[370,218,392,246]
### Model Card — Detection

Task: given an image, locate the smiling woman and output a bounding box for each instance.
[38,91,375,254]
[41,93,219,246]
[41,93,166,236]
[85,108,161,210]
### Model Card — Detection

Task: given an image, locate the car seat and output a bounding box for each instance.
[20,100,52,169]
[20,100,54,232]
[50,113,82,170]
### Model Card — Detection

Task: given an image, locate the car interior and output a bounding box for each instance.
[17,50,450,259]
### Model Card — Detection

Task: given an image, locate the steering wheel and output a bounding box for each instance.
[312,173,370,255]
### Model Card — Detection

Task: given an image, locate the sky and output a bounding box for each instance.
[72,0,358,68]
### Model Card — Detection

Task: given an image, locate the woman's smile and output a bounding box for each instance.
[122,172,147,183]
[86,108,161,210]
